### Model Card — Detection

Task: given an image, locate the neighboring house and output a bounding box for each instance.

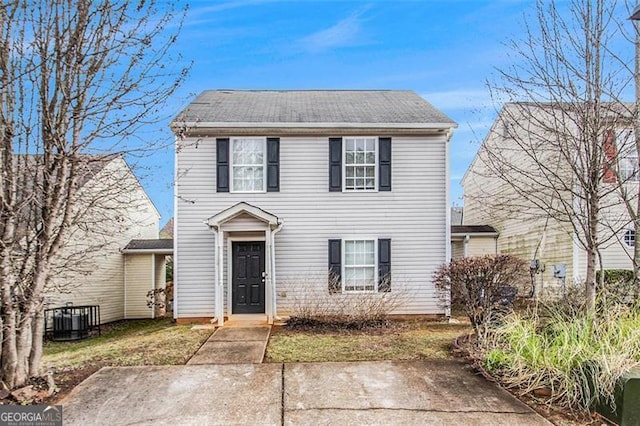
[160,218,174,239]
[171,90,457,325]
[44,155,170,323]
[449,207,498,260]
[451,207,463,226]
[451,225,498,260]
[462,103,635,293]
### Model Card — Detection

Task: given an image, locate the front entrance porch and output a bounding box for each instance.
[207,202,283,326]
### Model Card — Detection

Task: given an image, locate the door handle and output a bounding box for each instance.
[261,271,266,283]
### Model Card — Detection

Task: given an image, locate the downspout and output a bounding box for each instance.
[271,220,284,321]
[151,254,156,320]
[463,235,470,257]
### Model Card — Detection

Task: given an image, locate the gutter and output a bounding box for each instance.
[120,249,174,255]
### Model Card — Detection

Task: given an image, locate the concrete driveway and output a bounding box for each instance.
[61,360,551,425]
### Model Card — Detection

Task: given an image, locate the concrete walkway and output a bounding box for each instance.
[60,360,552,425]
[187,326,270,365]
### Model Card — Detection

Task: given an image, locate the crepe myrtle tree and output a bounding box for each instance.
[0,0,189,388]
[470,0,636,311]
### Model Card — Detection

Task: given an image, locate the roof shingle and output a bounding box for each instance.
[173,90,456,126]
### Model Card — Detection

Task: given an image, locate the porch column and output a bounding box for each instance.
[216,230,224,326]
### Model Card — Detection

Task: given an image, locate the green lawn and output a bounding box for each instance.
[265,320,471,363]
[43,318,212,370]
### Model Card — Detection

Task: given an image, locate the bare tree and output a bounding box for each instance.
[0,0,188,388]
[468,0,633,311]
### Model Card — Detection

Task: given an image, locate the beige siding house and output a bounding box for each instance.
[45,156,169,323]
[462,103,636,294]
[171,90,457,325]
[450,225,498,260]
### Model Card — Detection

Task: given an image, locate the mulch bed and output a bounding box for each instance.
[284,316,396,333]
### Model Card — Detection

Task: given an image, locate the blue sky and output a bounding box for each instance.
[136,0,633,226]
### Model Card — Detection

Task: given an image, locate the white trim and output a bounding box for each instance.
[271,222,283,321]
[450,232,499,238]
[216,231,225,326]
[173,136,179,320]
[265,227,273,323]
[229,137,267,193]
[341,237,379,293]
[207,201,279,228]
[123,254,128,318]
[121,248,173,255]
[175,121,457,129]
[226,235,268,318]
[445,133,452,316]
[151,254,156,319]
[342,136,378,192]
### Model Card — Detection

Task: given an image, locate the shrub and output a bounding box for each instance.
[146,281,174,317]
[285,272,404,330]
[595,269,636,303]
[433,255,529,339]
[480,296,640,414]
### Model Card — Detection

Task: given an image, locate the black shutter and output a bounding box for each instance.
[267,137,280,192]
[379,137,392,191]
[329,137,342,191]
[216,138,229,192]
[378,239,391,292]
[328,239,342,293]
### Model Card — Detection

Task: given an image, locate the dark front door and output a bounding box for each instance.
[232,241,266,314]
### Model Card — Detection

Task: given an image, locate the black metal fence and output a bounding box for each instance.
[44,305,101,341]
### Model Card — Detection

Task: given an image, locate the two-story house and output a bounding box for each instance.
[463,102,636,294]
[171,90,457,325]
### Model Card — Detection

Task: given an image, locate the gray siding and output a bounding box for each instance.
[175,135,448,316]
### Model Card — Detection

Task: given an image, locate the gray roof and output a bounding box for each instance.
[451,225,498,235]
[173,90,456,126]
[122,239,174,252]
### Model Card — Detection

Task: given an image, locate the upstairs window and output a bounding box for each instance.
[344,137,377,191]
[230,138,266,192]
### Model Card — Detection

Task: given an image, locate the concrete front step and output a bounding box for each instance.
[186,326,271,365]
[225,314,269,327]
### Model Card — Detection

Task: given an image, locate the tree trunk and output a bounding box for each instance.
[29,310,44,378]
[1,310,19,389]
[14,318,31,386]
[585,245,597,312]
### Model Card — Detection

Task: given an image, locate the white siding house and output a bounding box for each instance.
[462,103,636,294]
[171,90,457,325]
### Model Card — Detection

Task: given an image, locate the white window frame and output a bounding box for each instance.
[342,136,378,192]
[230,137,267,193]
[624,229,635,248]
[616,128,639,183]
[342,237,378,293]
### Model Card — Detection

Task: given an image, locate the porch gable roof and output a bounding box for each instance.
[206,202,280,229]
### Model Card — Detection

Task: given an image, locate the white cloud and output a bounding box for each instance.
[298,7,370,53]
